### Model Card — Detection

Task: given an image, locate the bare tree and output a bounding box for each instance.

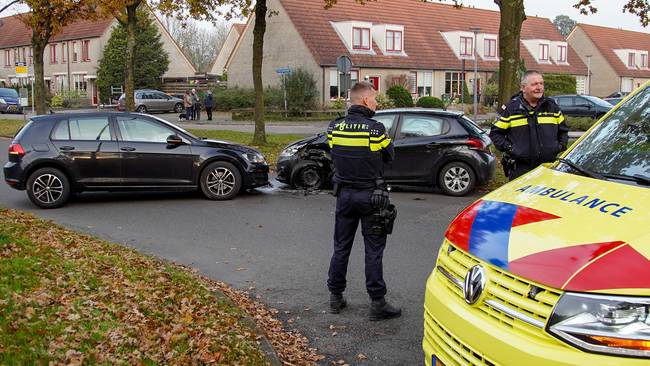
[162,15,229,73]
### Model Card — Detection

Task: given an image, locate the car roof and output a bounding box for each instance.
[30,111,159,121]
[376,108,463,117]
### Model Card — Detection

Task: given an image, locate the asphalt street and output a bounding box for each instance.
[0,138,480,365]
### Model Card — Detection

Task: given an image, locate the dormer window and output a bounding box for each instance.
[460,37,473,56]
[484,39,497,58]
[353,27,371,50]
[539,44,549,61]
[557,45,567,63]
[628,52,636,67]
[642,54,648,68]
[386,30,402,52]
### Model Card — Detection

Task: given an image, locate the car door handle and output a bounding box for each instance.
[59,146,75,151]
[120,147,136,152]
[426,142,441,148]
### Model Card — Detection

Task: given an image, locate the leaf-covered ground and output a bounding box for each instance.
[0,209,321,365]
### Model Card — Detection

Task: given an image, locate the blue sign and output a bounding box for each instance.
[275,67,291,75]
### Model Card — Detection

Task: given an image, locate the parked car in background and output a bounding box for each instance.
[604,97,624,106]
[550,95,613,119]
[117,89,184,114]
[276,108,496,196]
[605,91,629,99]
[4,112,269,208]
[0,88,23,114]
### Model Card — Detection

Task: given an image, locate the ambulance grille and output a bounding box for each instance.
[424,308,499,366]
[436,241,562,339]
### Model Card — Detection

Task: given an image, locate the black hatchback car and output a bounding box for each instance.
[4,112,269,208]
[276,109,496,196]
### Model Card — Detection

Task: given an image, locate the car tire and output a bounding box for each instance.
[292,162,324,189]
[200,161,242,200]
[26,167,71,209]
[136,105,147,113]
[438,162,476,196]
[174,103,184,113]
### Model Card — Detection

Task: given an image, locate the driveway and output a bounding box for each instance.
[0,139,480,365]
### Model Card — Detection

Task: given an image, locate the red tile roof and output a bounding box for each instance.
[0,13,114,49]
[575,23,650,78]
[278,0,587,75]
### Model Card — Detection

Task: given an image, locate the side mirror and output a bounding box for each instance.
[167,134,183,145]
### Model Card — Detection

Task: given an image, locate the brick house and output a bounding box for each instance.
[0,12,196,105]
[209,23,246,76]
[568,23,650,97]
[224,0,587,107]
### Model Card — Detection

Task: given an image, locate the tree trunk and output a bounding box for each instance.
[251,0,267,144]
[32,38,48,115]
[124,4,139,112]
[497,0,526,107]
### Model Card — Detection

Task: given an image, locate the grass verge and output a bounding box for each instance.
[0,208,321,365]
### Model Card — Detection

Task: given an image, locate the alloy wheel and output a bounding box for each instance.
[443,166,470,193]
[32,174,64,205]
[206,167,236,197]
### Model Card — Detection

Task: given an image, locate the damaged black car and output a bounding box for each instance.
[276,109,496,196]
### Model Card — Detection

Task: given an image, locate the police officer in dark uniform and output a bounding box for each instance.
[326,81,401,321]
[490,70,569,180]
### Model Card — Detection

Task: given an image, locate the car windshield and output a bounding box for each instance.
[461,116,487,135]
[583,95,612,108]
[0,89,19,98]
[563,85,650,185]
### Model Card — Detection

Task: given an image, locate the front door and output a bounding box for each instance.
[50,115,121,188]
[368,76,380,91]
[115,115,194,187]
[387,113,448,182]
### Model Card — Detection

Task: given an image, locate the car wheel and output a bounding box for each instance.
[174,103,184,113]
[136,105,147,113]
[293,162,323,189]
[26,167,71,209]
[200,161,242,200]
[438,162,476,196]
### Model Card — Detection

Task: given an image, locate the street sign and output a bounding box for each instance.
[336,55,352,74]
[275,67,291,75]
[15,61,28,77]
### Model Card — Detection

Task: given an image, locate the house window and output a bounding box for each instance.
[14,48,19,63]
[642,54,648,68]
[330,70,340,99]
[484,39,497,58]
[21,48,26,63]
[460,37,473,56]
[417,71,433,97]
[72,41,78,62]
[539,44,549,61]
[350,70,359,84]
[386,30,402,52]
[49,45,57,64]
[82,40,90,61]
[4,50,10,67]
[557,45,567,62]
[29,48,32,65]
[409,71,417,94]
[72,74,87,91]
[445,71,465,96]
[61,43,67,63]
[353,27,371,50]
[628,53,636,67]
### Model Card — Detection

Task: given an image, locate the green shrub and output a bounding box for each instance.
[285,68,318,116]
[376,93,394,110]
[462,81,472,104]
[264,86,284,109]
[565,116,596,131]
[329,97,346,110]
[386,85,413,107]
[416,96,445,108]
[212,87,254,110]
[543,74,577,96]
[50,94,63,108]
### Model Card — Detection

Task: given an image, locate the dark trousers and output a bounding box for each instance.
[185,106,193,120]
[327,188,387,300]
[509,162,533,180]
[206,107,213,120]
[193,104,201,120]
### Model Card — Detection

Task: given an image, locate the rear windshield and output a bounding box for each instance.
[564,85,650,185]
[583,95,612,108]
[0,88,19,98]
[461,116,487,135]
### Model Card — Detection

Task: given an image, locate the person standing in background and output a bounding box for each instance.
[204,90,214,121]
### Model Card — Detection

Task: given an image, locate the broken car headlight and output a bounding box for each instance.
[241,151,266,164]
[548,292,650,358]
[279,143,306,158]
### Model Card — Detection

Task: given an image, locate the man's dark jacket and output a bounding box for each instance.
[326,105,395,188]
[489,92,569,165]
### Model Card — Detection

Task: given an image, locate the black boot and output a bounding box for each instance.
[329,293,347,314]
[369,297,401,321]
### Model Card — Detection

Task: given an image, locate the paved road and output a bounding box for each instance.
[0,139,482,364]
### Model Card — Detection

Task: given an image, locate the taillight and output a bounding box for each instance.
[466,138,486,151]
[8,143,25,157]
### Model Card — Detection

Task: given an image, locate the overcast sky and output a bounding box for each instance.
[1,0,648,33]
